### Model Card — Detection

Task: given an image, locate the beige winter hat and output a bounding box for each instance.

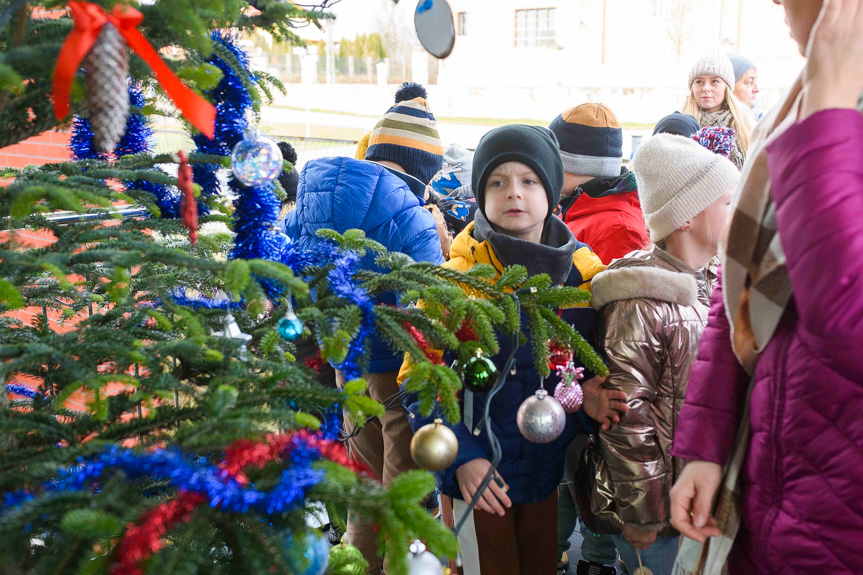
[633,134,739,241]
[688,47,736,90]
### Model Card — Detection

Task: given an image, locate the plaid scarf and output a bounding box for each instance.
[720,75,804,375]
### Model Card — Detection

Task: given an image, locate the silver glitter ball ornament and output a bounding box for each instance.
[517,388,566,444]
[406,540,443,575]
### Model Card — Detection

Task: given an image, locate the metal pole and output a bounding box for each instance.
[736,0,743,52]
[601,0,607,65]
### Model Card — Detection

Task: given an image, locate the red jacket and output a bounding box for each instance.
[561,171,649,264]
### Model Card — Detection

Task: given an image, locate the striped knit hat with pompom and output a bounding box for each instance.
[365,82,444,185]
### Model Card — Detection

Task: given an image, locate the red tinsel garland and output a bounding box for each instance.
[110,491,205,575]
[111,431,369,572]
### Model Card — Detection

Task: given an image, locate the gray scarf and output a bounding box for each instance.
[473,211,575,285]
[700,106,745,169]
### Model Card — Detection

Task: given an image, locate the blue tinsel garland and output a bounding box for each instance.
[2,437,327,515]
[5,384,41,400]
[69,82,180,218]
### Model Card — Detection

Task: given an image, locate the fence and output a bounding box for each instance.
[154,131,359,170]
[254,53,438,86]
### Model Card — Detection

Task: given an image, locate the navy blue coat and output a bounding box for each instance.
[283,157,445,373]
[405,265,599,506]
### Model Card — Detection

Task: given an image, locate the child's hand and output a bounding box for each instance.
[581,375,629,430]
[622,524,657,551]
[455,458,512,516]
[801,0,863,118]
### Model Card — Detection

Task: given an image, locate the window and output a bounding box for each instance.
[457,12,467,36]
[651,0,674,19]
[514,8,556,48]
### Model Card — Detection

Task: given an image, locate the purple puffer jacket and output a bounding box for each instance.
[673,109,863,574]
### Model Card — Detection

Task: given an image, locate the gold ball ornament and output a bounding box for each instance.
[410,418,458,471]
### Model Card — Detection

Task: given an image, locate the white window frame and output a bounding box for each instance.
[514,8,557,49]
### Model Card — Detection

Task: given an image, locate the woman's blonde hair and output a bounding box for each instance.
[682,84,752,157]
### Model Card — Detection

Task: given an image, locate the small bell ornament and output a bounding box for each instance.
[277,295,304,341]
[553,361,585,413]
[462,348,498,393]
[231,124,283,187]
[406,540,444,575]
[410,418,458,471]
[213,313,253,360]
[517,388,565,444]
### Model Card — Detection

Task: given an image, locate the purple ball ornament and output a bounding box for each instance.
[517,388,566,444]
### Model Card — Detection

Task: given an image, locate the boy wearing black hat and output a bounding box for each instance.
[402,125,627,575]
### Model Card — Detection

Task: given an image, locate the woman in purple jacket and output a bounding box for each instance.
[670,1,863,573]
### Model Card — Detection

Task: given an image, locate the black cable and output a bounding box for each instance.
[453,293,526,536]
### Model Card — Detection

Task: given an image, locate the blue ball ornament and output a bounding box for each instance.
[285,531,330,575]
[231,127,283,187]
[278,311,304,341]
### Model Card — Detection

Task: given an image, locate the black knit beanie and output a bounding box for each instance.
[471,125,564,224]
[277,142,299,204]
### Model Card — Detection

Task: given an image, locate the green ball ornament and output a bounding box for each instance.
[328,542,368,575]
[462,348,499,393]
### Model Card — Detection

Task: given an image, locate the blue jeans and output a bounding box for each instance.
[609,534,678,575]
[580,520,618,564]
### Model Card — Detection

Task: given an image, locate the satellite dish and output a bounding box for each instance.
[414,0,455,59]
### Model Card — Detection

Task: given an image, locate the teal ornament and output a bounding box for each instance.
[231,126,283,187]
[278,310,303,341]
[286,531,330,575]
[462,348,499,393]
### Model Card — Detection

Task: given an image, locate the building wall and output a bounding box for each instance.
[441,0,803,90]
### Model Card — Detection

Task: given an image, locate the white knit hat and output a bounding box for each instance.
[688,48,736,90]
[633,134,739,241]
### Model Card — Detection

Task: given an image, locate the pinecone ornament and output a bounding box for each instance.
[553,362,585,413]
[84,22,129,152]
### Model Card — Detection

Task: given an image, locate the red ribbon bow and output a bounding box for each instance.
[52,1,215,139]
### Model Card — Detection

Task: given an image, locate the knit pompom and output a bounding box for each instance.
[395,82,427,103]
[277,141,298,165]
[692,126,735,159]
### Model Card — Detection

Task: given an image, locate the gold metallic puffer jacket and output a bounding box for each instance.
[586,246,716,535]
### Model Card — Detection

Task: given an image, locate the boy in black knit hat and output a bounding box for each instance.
[401,125,627,575]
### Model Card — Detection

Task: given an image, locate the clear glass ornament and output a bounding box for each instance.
[231,125,283,187]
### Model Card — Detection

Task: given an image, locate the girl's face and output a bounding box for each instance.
[690,189,735,259]
[773,0,823,56]
[733,68,760,108]
[692,75,728,113]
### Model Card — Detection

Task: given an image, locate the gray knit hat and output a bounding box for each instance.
[689,48,736,90]
[727,53,757,84]
[633,134,739,241]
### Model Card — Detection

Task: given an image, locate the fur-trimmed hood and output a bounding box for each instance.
[590,246,706,310]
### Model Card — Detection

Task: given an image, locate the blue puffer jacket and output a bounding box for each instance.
[283,157,445,373]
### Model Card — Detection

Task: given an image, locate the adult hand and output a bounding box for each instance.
[622,524,657,551]
[670,461,724,543]
[581,375,629,430]
[801,0,863,118]
[455,458,511,516]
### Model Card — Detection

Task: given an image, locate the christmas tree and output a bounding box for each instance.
[0,2,606,574]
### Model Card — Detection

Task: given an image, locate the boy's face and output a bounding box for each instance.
[484,161,548,243]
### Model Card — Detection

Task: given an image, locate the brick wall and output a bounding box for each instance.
[0,129,72,169]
